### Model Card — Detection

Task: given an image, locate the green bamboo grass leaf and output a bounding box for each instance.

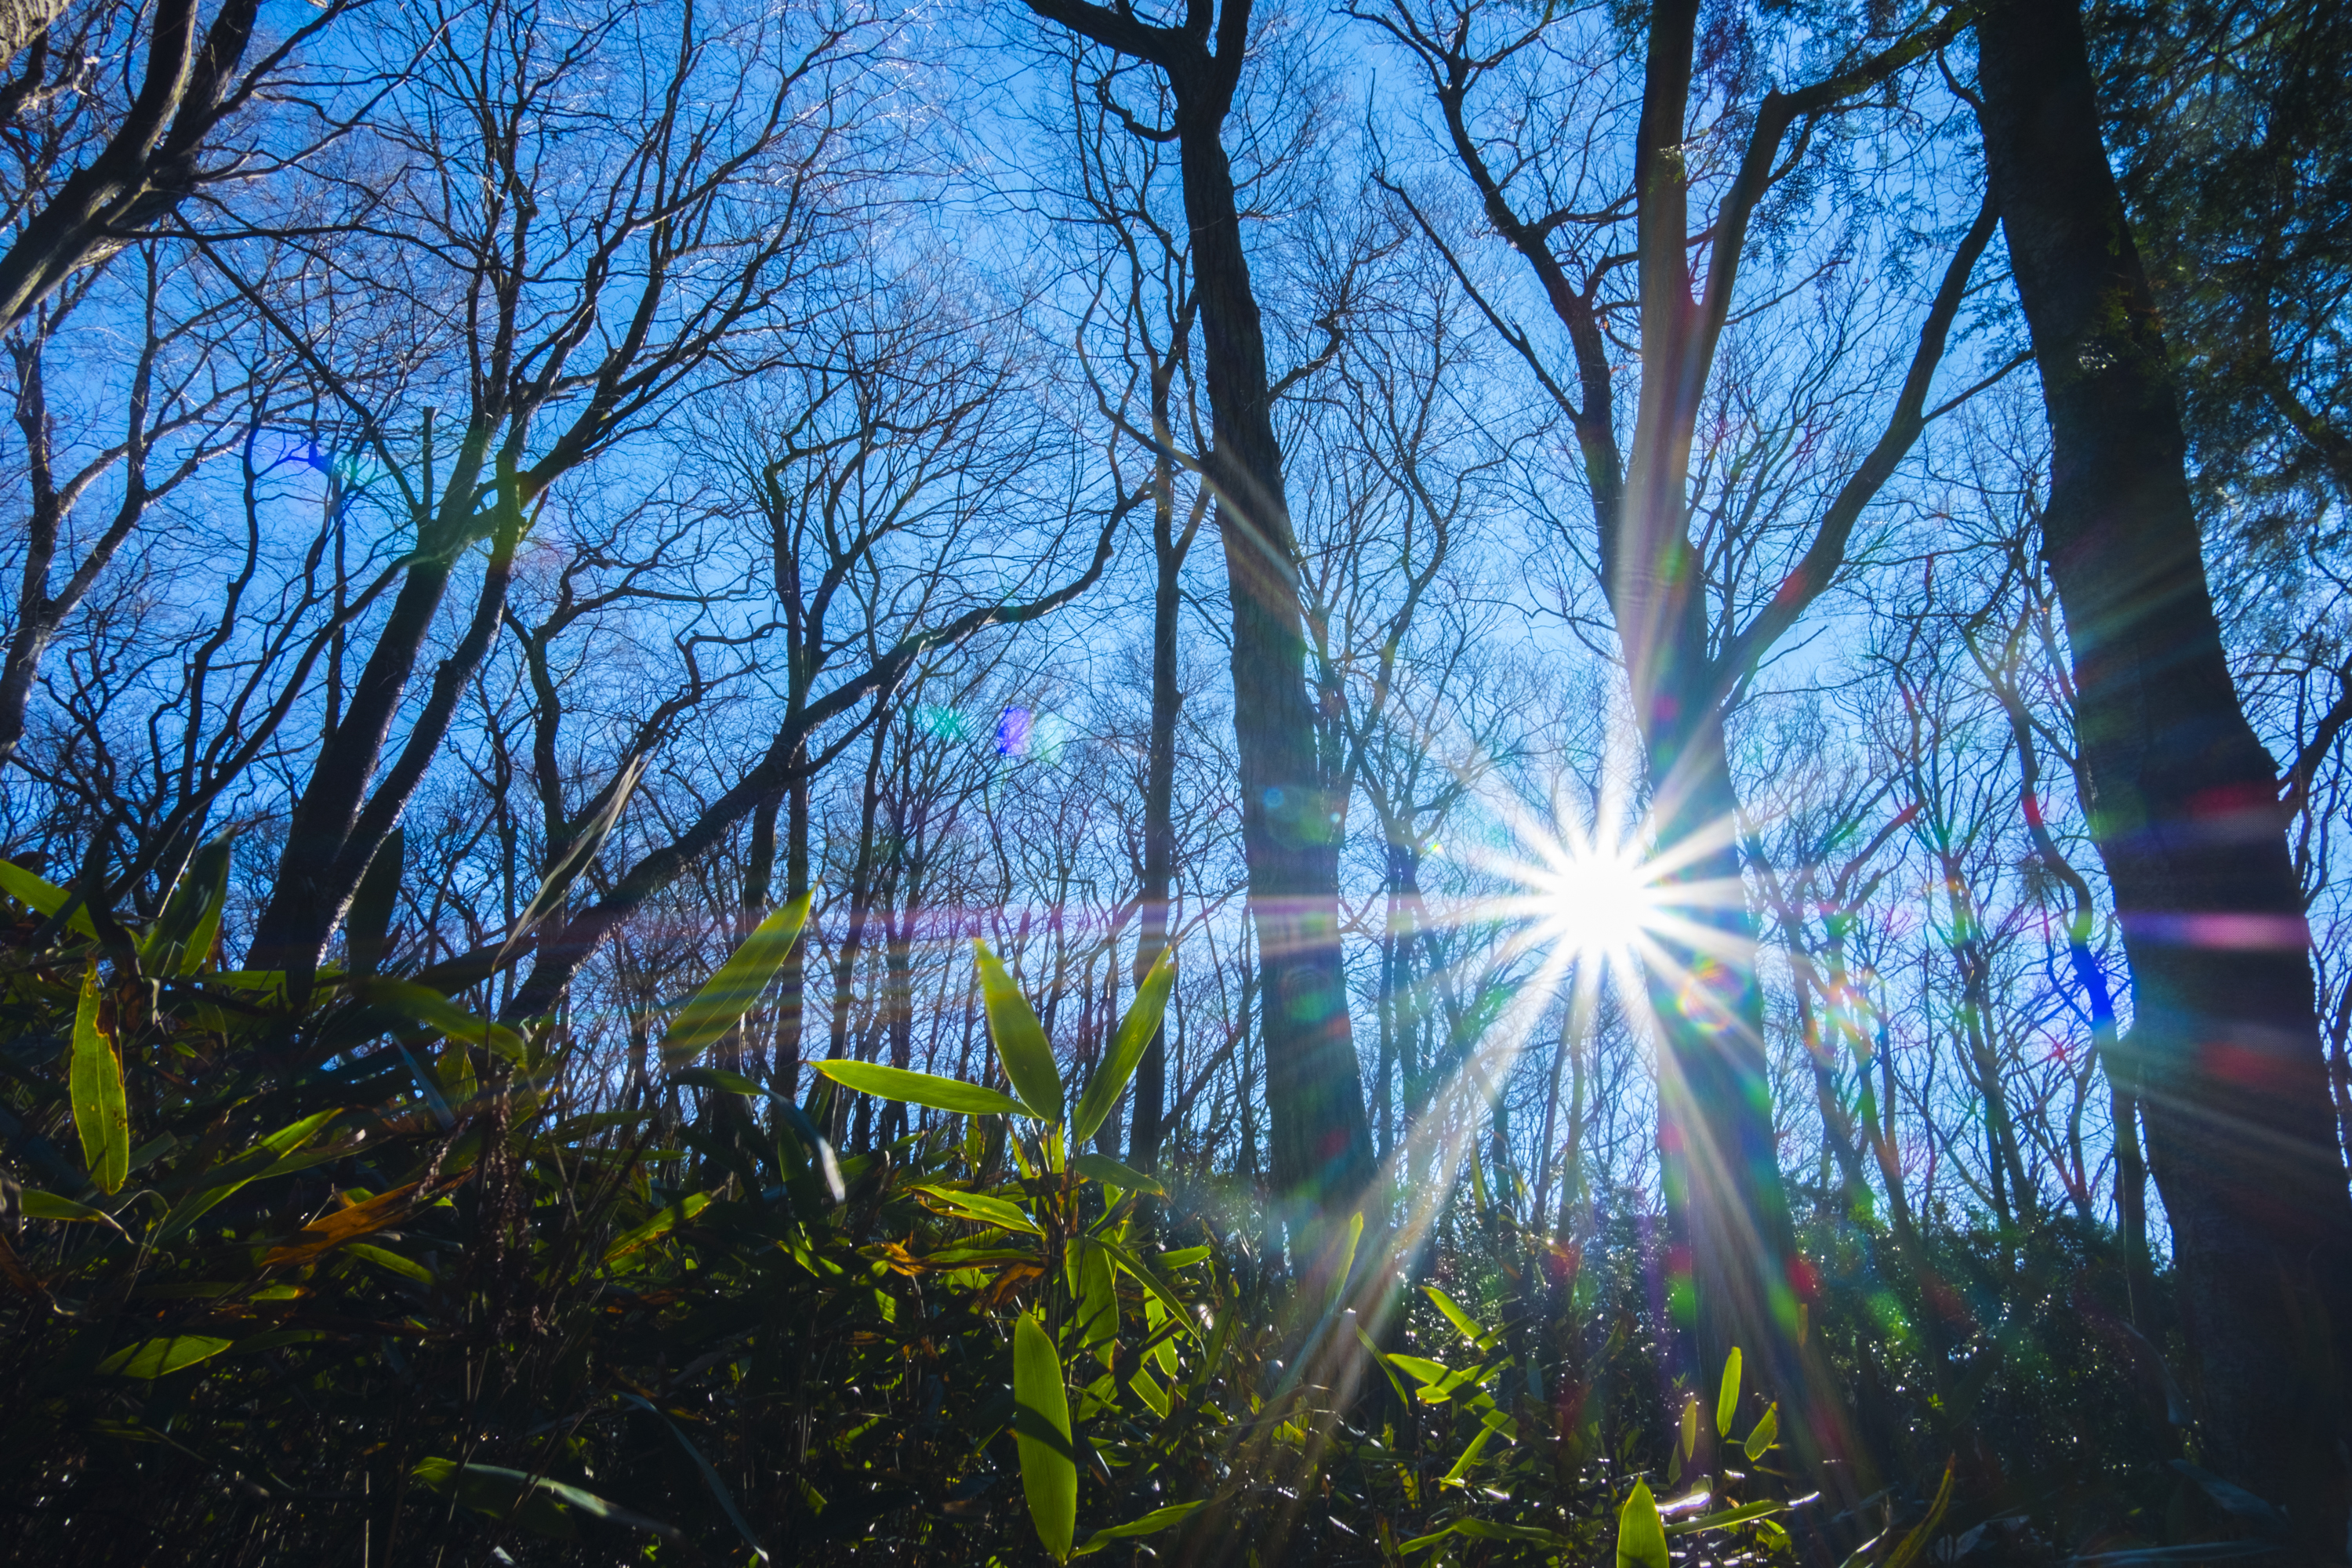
[1681,1394,1700,1459]
[20,1189,125,1232]
[1324,1209,1364,1319]
[975,941,1062,1121]
[1715,1345,1744,1436]
[1665,1497,1789,1537]
[98,1334,233,1379]
[1070,1152,1162,1194]
[604,1193,713,1262]
[1617,1479,1671,1568]
[1070,946,1174,1143]
[1422,1283,1492,1348]
[1013,1311,1077,1561]
[619,1392,768,1561]
[0,856,96,935]
[412,1458,680,1541]
[70,967,129,1195]
[910,1183,1043,1236]
[355,978,528,1062]
[1072,1501,1205,1555]
[1401,1518,1574,1552]
[502,754,644,970]
[1742,1400,1780,1461]
[659,894,811,1069]
[817,1062,1025,1118]
[1093,1238,1206,1345]
[142,832,234,976]
[1076,1237,1119,1367]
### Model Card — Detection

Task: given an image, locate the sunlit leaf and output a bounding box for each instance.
[1666,1497,1788,1536]
[1076,1238,1119,1368]
[1422,1283,1490,1348]
[604,1192,715,1262]
[1070,946,1174,1144]
[98,1335,233,1379]
[19,1189,117,1225]
[355,977,528,1061]
[261,1182,428,1268]
[1617,1479,1670,1568]
[659,894,812,1068]
[1094,1237,1206,1345]
[1715,1345,1743,1436]
[817,1060,1023,1118]
[1324,1209,1364,1320]
[1013,1311,1077,1561]
[911,1183,1042,1236]
[69,967,129,1196]
[1071,1151,1162,1194]
[0,856,96,935]
[1742,1400,1779,1461]
[975,941,1062,1122]
[1073,1501,1204,1555]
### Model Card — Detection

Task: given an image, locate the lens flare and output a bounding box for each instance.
[1526,842,1658,959]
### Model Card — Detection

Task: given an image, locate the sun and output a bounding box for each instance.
[1526,842,1658,959]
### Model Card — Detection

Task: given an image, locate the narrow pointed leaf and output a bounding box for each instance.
[1742,1400,1779,1461]
[0,856,96,935]
[503,755,643,966]
[355,977,528,1062]
[1013,1311,1077,1561]
[70,967,129,1195]
[1073,1501,1203,1555]
[1715,1345,1743,1436]
[1666,1497,1790,1537]
[975,941,1062,1121]
[1071,1152,1162,1194]
[1422,1283,1490,1348]
[1070,946,1174,1143]
[143,832,234,976]
[1324,1209,1364,1320]
[99,1334,233,1379]
[818,1061,1023,1118]
[1617,1479,1671,1568]
[910,1183,1042,1236]
[660,895,811,1068]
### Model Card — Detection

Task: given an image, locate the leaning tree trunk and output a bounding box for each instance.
[1978,0,2352,1543]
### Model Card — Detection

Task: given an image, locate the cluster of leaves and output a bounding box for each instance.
[3,840,2209,1566]
[0,844,1820,1566]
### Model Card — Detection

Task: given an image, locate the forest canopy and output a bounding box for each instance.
[2,0,2349,1562]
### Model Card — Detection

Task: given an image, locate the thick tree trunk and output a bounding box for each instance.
[1174,93,1374,1218]
[1978,0,2352,1542]
[1637,698,1802,1400]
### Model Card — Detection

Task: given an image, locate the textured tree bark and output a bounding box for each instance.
[1978,0,2352,1543]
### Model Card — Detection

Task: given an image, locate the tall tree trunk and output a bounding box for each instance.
[1174,92,1374,1219]
[1028,0,1376,1225]
[1635,698,1800,1397]
[1978,0,2352,1539]
[1129,411,1194,1173]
